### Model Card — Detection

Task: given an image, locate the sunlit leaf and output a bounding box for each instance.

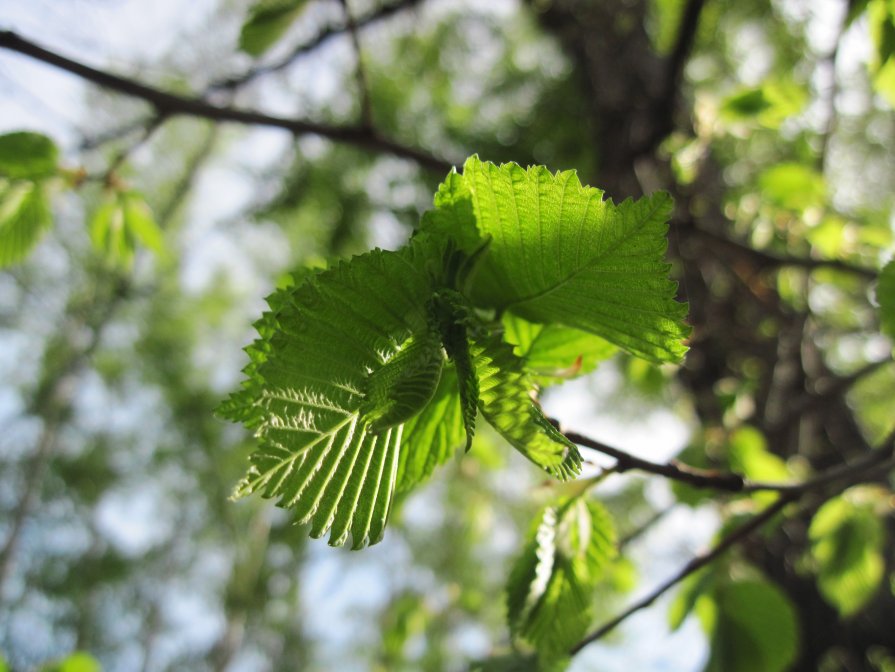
[121,191,165,255]
[428,156,690,364]
[90,193,134,266]
[220,238,446,548]
[0,131,58,180]
[502,312,616,385]
[809,491,886,616]
[506,498,616,663]
[668,568,716,631]
[395,366,465,493]
[0,179,52,267]
[39,651,102,672]
[720,80,807,128]
[727,426,788,502]
[702,579,798,672]
[758,163,826,211]
[470,327,581,481]
[239,0,311,56]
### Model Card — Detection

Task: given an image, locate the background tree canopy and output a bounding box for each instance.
[1,0,894,670]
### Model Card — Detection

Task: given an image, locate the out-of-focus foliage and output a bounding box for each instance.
[0,131,58,267]
[2,0,895,670]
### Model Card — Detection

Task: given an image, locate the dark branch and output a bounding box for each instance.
[562,423,895,495]
[686,224,879,280]
[208,0,425,91]
[562,429,747,492]
[569,430,895,653]
[0,29,453,173]
[666,0,707,96]
[570,493,796,653]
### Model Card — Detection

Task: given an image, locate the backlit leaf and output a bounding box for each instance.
[470,328,581,481]
[809,491,886,616]
[703,579,798,672]
[220,238,446,548]
[502,312,616,385]
[0,131,58,180]
[433,156,689,364]
[758,163,826,212]
[0,180,52,267]
[396,366,465,493]
[239,0,311,56]
[506,498,616,663]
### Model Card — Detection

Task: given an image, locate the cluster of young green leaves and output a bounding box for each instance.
[0,130,164,270]
[220,155,688,664]
[220,155,689,549]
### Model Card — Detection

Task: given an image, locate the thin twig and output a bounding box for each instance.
[0,30,453,173]
[686,224,879,280]
[101,114,166,184]
[208,0,424,91]
[563,429,747,492]
[569,493,796,653]
[562,423,895,495]
[666,0,706,97]
[338,0,374,129]
[569,430,895,654]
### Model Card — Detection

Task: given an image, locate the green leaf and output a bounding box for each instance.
[727,426,788,502]
[121,191,165,255]
[219,238,445,548]
[435,156,689,364]
[668,568,716,631]
[396,366,465,493]
[430,289,479,450]
[0,180,52,267]
[720,80,807,128]
[239,0,311,56]
[878,260,895,347]
[809,491,886,616]
[0,131,58,180]
[703,579,798,672]
[90,194,135,267]
[470,652,565,672]
[506,498,616,663]
[360,325,444,431]
[470,327,581,480]
[39,652,102,672]
[758,163,826,211]
[89,191,166,266]
[502,312,616,385]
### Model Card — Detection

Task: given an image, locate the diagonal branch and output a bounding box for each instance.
[569,492,797,653]
[666,0,707,97]
[561,423,895,495]
[569,429,894,654]
[563,428,747,492]
[686,223,879,280]
[0,29,453,173]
